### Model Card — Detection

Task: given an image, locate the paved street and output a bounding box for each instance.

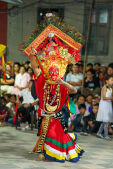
[0,126,113,169]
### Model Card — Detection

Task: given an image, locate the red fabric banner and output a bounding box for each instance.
[0,1,8,45]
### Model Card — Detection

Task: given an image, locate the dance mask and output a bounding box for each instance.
[49,66,59,81]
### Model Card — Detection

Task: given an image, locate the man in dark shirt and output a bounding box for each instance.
[83,69,100,96]
[84,69,99,89]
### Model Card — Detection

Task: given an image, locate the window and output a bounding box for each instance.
[37,7,64,24]
[83,5,111,56]
[99,10,108,24]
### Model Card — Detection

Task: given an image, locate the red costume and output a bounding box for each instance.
[32,74,84,162]
[21,14,85,162]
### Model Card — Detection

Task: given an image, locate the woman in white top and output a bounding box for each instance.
[12,65,31,95]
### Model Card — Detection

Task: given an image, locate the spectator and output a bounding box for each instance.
[78,60,83,65]
[17,80,38,130]
[108,63,113,69]
[12,65,31,95]
[66,63,83,91]
[85,94,93,107]
[4,94,11,108]
[91,97,97,106]
[7,61,14,76]
[86,63,93,71]
[75,95,86,115]
[98,71,106,88]
[64,64,72,81]
[87,104,100,133]
[13,62,20,76]
[7,95,16,125]
[24,61,30,70]
[71,104,89,134]
[69,95,90,122]
[100,65,107,74]
[94,63,101,78]
[27,67,34,79]
[94,95,101,104]
[96,75,113,140]
[83,69,100,96]
[88,96,98,114]
[107,66,113,76]
[1,64,14,94]
[0,97,8,123]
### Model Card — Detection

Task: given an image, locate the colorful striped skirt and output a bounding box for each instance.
[33,117,84,162]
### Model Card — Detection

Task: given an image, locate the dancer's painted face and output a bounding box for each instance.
[49,66,59,81]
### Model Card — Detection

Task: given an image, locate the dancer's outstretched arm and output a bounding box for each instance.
[29,48,40,76]
[56,78,77,94]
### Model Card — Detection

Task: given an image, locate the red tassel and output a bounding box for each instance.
[3,73,6,82]
[14,103,19,124]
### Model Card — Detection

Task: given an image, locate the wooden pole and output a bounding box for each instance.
[82,0,95,93]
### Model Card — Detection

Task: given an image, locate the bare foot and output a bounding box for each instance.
[42,157,51,162]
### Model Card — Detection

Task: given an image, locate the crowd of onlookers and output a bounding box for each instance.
[65,61,113,136]
[0,61,37,130]
[0,60,113,136]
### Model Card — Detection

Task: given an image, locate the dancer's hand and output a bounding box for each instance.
[56,77,64,85]
[30,47,37,56]
[56,77,77,93]
[29,47,37,60]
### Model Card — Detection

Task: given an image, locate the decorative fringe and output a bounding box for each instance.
[32,116,51,153]
[19,13,85,51]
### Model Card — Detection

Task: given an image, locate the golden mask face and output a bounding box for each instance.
[41,55,68,84]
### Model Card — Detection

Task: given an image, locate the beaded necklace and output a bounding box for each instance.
[43,83,60,112]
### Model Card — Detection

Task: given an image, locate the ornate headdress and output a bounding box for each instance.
[20,13,85,83]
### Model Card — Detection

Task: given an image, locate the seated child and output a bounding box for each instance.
[0,97,8,123]
[7,95,16,125]
[70,104,90,133]
[87,104,100,133]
